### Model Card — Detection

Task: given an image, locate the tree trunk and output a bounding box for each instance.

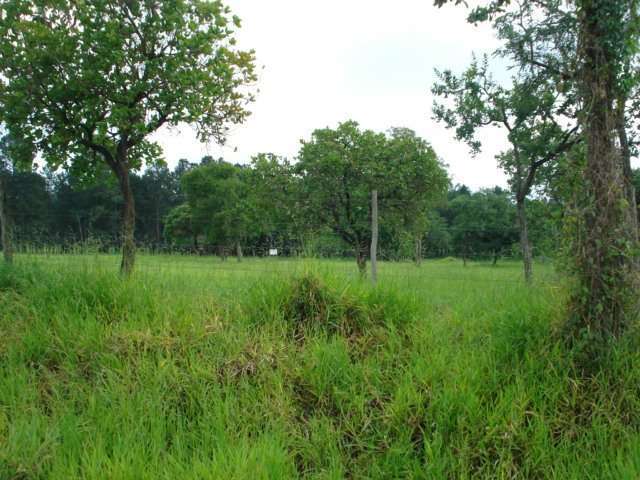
[570,1,639,339]
[236,242,243,262]
[492,250,499,266]
[414,235,422,267]
[516,198,533,283]
[370,189,378,285]
[114,159,135,276]
[0,174,13,265]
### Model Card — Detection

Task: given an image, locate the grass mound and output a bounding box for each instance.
[282,274,397,341]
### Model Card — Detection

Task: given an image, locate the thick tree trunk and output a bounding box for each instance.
[516,198,533,283]
[115,159,135,276]
[236,242,243,262]
[570,1,639,339]
[370,190,378,285]
[414,235,422,267]
[0,175,13,265]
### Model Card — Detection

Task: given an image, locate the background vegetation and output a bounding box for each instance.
[0,148,573,264]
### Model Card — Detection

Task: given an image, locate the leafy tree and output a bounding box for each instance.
[433,56,579,281]
[424,210,452,258]
[296,121,386,274]
[488,0,639,233]
[434,0,640,344]
[383,128,450,265]
[297,121,448,274]
[0,0,256,274]
[568,0,639,339]
[180,160,252,260]
[248,153,302,253]
[164,204,201,251]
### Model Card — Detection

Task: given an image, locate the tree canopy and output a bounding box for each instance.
[0,0,256,274]
[296,121,449,274]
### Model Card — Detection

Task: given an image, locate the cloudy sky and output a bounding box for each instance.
[153,0,512,189]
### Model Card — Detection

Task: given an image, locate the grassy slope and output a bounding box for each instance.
[1,255,639,479]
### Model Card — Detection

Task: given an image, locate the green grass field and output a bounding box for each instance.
[1,255,640,479]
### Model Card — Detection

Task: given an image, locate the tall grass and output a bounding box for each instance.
[1,255,639,479]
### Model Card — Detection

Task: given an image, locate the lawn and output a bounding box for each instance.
[1,255,639,479]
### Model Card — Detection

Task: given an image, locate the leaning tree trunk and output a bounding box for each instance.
[114,159,136,276]
[570,0,639,339]
[516,198,533,283]
[0,174,13,265]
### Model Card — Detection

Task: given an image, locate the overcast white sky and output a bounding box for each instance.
[153,0,512,190]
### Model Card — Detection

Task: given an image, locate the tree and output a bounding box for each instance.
[180,160,252,260]
[247,153,301,252]
[296,121,448,275]
[383,128,450,266]
[568,0,639,339]
[434,0,640,342]
[424,210,452,258]
[296,122,388,275]
[164,204,201,251]
[433,56,579,281]
[0,0,256,274]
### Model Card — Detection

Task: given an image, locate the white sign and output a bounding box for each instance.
[269,248,278,256]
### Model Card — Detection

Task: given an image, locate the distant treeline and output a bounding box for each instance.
[3,152,617,262]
